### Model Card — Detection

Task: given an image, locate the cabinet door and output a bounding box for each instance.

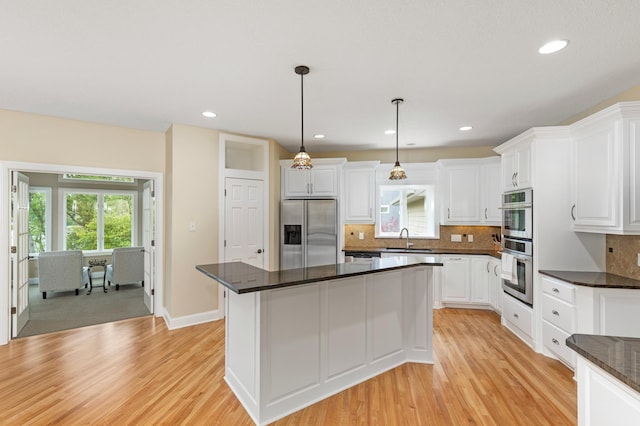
[283,167,309,197]
[471,258,490,304]
[309,167,337,197]
[442,257,471,302]
[492,261,503,313]
[344,167,375,222]
[443,166,481,223]
[501,152,517,192]
[483,162,502,224]
[515,146,532,189]
[573,124,618,228]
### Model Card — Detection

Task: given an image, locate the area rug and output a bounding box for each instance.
[18,281,151,338]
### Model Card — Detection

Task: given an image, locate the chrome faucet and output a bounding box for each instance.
[399,227,413,249]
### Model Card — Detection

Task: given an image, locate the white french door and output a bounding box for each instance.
[224,178,264,269]
[142,180,154,314]
[11,172,30,337]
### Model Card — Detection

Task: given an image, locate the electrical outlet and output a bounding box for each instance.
[359,232,365,240]
[637,253,640,267]
[468,235,474,242]
[451,234,462,242]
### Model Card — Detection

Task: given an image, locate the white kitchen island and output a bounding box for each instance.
[197,257,441,425]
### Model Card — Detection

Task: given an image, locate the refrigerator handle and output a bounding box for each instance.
[302,201,308,267]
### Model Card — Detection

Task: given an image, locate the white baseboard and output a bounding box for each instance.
[163,308,224,330]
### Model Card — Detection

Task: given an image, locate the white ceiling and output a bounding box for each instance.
[2,1,640,153]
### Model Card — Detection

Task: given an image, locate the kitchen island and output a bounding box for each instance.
[197,256,442,425]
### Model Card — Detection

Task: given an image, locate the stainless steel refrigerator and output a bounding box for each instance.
[280,199,338,270]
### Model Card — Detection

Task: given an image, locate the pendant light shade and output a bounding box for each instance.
[292,65,313,169]
[389,98,407,180]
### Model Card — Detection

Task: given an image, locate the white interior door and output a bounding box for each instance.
[11,172,30,337]
[142,180,154,313]
[224,178,264,268]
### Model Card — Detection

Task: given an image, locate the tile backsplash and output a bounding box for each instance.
[607,234,640,280]
[344,224,501,251]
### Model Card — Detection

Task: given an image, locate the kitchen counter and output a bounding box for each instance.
[196,258,439,424]
[343,246,501,259]
[539,270,640,289]
[196,256,442,294]
[567,334,640,393]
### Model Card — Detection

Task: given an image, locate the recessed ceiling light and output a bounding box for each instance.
[385,129,396,135]
[538,39,569,54]
[459,126,473,131]
[314,134,325,139]
[202,111,217,118]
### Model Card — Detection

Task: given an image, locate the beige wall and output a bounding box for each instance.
[310,145,497,162]
[164,124,219,318]
[0,109,164,171]
[560,83,640,125]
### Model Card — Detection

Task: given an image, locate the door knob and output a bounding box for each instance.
[256,249,263,254]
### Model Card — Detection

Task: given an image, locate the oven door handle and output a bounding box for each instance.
[499,204,532,210]
[501,250,532,262]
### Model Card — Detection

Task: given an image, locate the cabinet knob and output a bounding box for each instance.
[494,265,498,276]
[484,208,488,219]
[570,204,576,221]
[256,249,263,254]
[447,208,450,219]
[513,313,519,319]
[552,288,560,293]
[486,262,490,273]
[552,309,559,316]
[552,338,560,345]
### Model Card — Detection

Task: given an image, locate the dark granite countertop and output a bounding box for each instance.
[567,334,640,393]
[196,256,442,294]
[539,270,640,289]
[343,247,501,259]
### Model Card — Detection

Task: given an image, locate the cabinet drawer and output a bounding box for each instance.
[542,294,576,332]
[503,295,533,338]
[541,276,575,304]
[543,320,575,368]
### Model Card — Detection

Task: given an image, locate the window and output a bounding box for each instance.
[374,162,439,239]
[62,190,137,252]
[377,185,437,238]
[29,187,52,254]
[61,173,135,184]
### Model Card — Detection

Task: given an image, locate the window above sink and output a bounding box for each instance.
[374,163,439,239]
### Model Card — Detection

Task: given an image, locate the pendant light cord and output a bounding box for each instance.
[300,71,304,151]
[395,100,399,163]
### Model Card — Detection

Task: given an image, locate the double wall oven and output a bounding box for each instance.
[501,188,534,306]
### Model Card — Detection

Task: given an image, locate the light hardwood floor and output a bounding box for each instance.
[0,308,576,425]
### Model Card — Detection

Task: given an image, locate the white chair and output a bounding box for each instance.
[105,247,144,291]
[38,250,90,299]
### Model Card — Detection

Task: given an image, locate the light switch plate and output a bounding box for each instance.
[637,253,640,267]
[359,232,365,240]
[468,235,474,242]
[451,234,462,242]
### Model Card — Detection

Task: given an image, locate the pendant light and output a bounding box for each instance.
[389,98,407,180]
[292,65,312,169]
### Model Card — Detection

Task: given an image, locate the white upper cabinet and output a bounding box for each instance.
[571,102,640,234]
[343,162,379,223]
[500,142,532,191]
[439,157,501,226]
[281,159,346,198]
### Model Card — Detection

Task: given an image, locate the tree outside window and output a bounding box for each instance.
[29,187,51,254]
[64,191,136,251]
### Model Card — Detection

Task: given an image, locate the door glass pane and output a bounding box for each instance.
[66,193,98,250]
[29,191,47,253]
[104,194,133,249]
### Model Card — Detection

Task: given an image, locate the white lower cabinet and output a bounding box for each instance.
[470,257,490,304]
[576,356,640,426]
[442,256,471,303]
[441,255,499,311]
[502,293,534,347]
[541,276,577,368]
[489,258,503,313]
